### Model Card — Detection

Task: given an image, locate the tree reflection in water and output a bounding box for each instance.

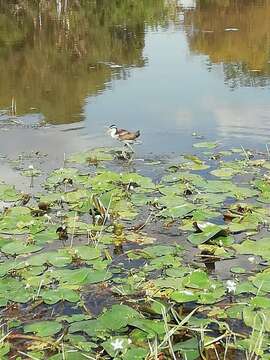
[184,0,270,89]
[0,0,175,123]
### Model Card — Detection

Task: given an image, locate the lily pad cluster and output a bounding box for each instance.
[1,146,270,359]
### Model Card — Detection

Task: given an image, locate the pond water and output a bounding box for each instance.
[0,0,270,159]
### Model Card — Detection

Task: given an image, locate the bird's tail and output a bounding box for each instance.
[135,130,140,139]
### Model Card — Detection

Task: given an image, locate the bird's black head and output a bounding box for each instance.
[109,124,117,129]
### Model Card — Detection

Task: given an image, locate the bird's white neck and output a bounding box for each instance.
[108,128,118,138]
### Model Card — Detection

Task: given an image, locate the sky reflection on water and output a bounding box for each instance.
[0,0,270,155]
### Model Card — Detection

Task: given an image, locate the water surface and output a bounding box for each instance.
[0,0,270,158]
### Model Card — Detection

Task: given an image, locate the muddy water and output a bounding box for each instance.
[0,0,269,165]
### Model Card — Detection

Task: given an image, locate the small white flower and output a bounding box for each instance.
[226,280,237,294]
[128,339,132,344]
[248,256,255,263]
[56,211,62,217]
[111,338,124,351]
[28,165,34,170]
[25,283,31,289]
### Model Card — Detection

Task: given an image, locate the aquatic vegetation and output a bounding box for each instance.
[1,145,270,359]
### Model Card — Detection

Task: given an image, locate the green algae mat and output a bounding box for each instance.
[1,145,270,359]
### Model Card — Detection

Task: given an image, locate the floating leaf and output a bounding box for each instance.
[73,246,101,261]
[41,288,80,305]
[159,203,196,219]
[70,304,141,336]
[0,184,23,202]
[243,306,270,332]
[128,318,165,337]
[174,337,200,360]
[251,271,270,292]
[234,238,270,260]
[24,320,62,337]
[231,266,246,274]
[211,167,239,178]
[188,223,228,245]
[170,290,198,303]
[1,241,42,255]
[193,141,218,149]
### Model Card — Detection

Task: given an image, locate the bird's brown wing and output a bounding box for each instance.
[116,128,140,140]
[119,132,138,140]
[116,128,128,135]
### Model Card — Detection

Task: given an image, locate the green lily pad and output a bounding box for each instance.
[0,343,10,357]
[143,245,178,257]
[159,203,196,219]
[0,184,23,202]
[174,337,200,360]
[188,223,228,245]
[211,167,238,178]
[128,318,165,337]
[170,289,198,303]
[243,306,270,332]
[226,304,246,319]
[40,288,80,304]
[49,351,92,360]
[230,266,246,274]
[233,238,270,260]
[123,346,148,360]
[193,141,218,149]
[73,246,101,261]
[1,241,42,255]
[28,250,72,267]
[183,270,211,289]
[251,271,270,292]
[70,304,141,336]
[54,268,112,285]
[24,320,62,337]
[250,296,270,309]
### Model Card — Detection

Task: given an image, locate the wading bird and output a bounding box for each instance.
[107,125,140,154]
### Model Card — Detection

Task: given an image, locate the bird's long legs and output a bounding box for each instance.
[120,143,134,160]
[124,142,134,153]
